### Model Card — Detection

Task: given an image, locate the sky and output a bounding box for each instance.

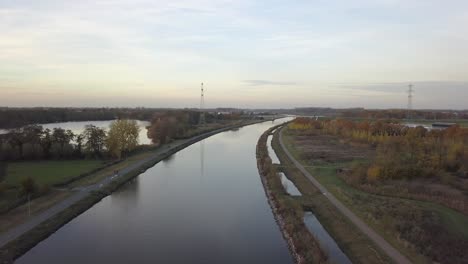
[1,0,468,109]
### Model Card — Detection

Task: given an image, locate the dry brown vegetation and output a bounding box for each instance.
[285,118,468,263]
[271,132,392,264]
[256,126,328,264]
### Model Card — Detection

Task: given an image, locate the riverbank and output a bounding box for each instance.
[0,118,275,263]
[256,125,327,264]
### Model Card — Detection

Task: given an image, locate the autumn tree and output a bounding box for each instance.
[288,117,467,182]
[147,111,196,144]
[106,119,140,159]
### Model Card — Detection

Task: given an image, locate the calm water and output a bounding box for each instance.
[0,120,151,144]
[267,135,280,164]
[16,120,293,264]
[267,135,301,196]
[278,173,302,196]
[304,212,351,264]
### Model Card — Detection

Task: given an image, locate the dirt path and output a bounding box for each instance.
[278,127,412,264]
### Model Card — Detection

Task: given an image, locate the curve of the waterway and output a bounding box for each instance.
[16,120,293,264]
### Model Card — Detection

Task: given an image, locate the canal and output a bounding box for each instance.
[16,120,293,264]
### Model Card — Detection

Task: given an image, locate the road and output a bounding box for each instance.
[278,127,412,264]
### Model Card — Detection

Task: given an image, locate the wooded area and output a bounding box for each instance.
[0,107,157,129]
[289,117,468,182]
[0,120,140,161]
[147,110,243,144]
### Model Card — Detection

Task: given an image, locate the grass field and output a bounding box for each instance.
[4,160,103,187]
[69,151,155,187]
[282,129,468,263]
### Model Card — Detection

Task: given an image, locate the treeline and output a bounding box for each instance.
[0,120,140,161]
[0,107,158,129]
[340,109,468,120]
[289,118,468,181]
[147,110,243,144]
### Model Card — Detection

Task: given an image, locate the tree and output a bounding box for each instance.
[148,118,170,144]
[40,128,53,159]
[21,176,37,195]
[51,128,75,158]
[20,177,37,217]
[83,125,106,157]
[147,111,197,144]
[7,125,43,159]
[75,134,84,158]
[106,119,140,159]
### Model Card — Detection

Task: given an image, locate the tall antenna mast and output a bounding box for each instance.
[199,82,205,125]
[407,84,414,120]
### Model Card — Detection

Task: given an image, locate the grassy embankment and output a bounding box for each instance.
[4,160,103,186]
[281,127,468,264]
[0,119,270,263]
[271,129,392,264]
[0,160,104,214]
[256,125,327,264]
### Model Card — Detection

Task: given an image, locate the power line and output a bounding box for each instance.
[199,82,205,125]
[407,84,414,120]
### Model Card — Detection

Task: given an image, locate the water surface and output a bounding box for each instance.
[278,173,302,196]
[304,212,351,264]
[267,135,280,164]
[16,120,293,264]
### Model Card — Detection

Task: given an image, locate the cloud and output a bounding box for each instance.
[242,80,298,86]
[1,0,468,109]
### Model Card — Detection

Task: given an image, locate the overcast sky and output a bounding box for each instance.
[1,0,467,109]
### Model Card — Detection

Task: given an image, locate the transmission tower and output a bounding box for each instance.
[407,84,414,120]
[199,82,206,125]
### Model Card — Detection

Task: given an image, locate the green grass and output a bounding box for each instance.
[419,201,468,238]
[4,160,104,187]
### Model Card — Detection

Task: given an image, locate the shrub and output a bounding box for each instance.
[20,177,37,196]
[39,184,51,195]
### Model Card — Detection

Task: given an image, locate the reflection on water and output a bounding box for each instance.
[162,153,176,164]
[304,212,351,264]
[16,119,294,264]
[278,173,301,196]
[268,135,280,164]
[200,140,205,184]
[111,178,141,211]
